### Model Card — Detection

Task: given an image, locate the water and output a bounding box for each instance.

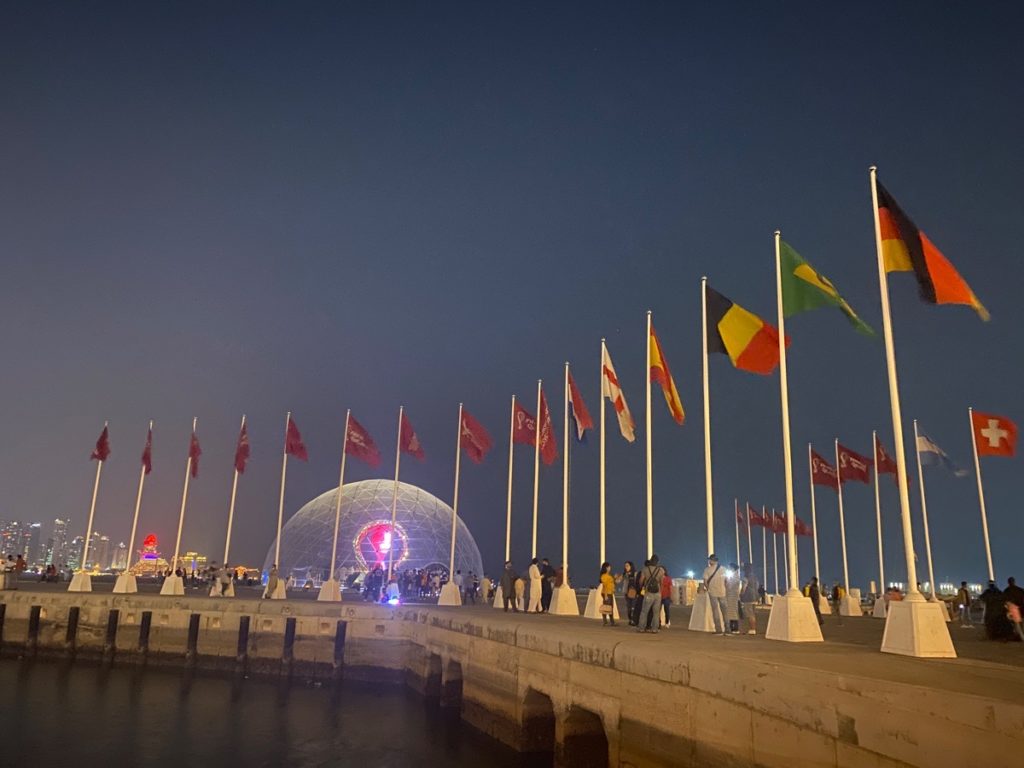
[0,660,521,767]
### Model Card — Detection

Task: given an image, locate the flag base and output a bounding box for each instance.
[881,595,956,658]
[317,578,342,602]
[928,596,951,622]
[492,584,504,608]
[818,595,829,614]
[159,575,184,596]
[583,587,601,619]
[224,580,235,597]
[839,594,862,616]
[687,591,715,632]
[67,572,92,593]
[269,581,287,600]
[765,590,824,643]
[437,582,462,606]
[872,598,887,618]
[551,584,579,616]
[112,573,137,594]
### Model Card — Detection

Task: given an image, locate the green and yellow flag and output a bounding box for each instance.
[780,240,874,335]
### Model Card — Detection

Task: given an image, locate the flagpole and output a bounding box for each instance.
[968,406,995,582]
[329,411,351,583]
[701,280,715,559]
[562,364,570,585]
[872,431,885,596]
[599,339,607,565]
[914,420,938,598]
[761,506,768,592]
[172,417,197,575]
[774,231,799,595]
[834,439,852,596]
[448,403,464,578]
[782,529,790,591]
[745,503,753,566]
[127,421,151,570]
[532,379,541,559]
[808,444,821,583]
[734,499,740,566]
[79,421,107,575]
[772,509,779,595]
[645,310,654,558]
[222,416,244,565]
[272,413,291,576]
[388,407,404,584]
[505,396,515,563]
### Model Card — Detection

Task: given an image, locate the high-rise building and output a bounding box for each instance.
[0,520,22,556]
[110,541,128,571]
[25,523,42,566]
[49,518,70,567]
[67,535,84,571]
[87,532,111,571]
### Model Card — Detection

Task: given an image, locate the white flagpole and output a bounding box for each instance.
[762,507,768,590]
[745,503,753,566]
[329,410,351,583]
[772,509,779,595]
[505,396,515,563]
[734,499,741,566]
[914,420,938,598]
[562,364,570,584]
[448,404,464,577]
[222,416,244,565]
[782,529,790,591]
[701,280,715,559]
[968,406,995,582]
[808,444,821,584]
[127,421,151,570]
[599,339,607,565]
[834,438,852,595]
[532,380,542,558]
[775,231,799,594]
[79,421,108,574]
[172,417,197,574]
[872,431,885,595]
[387,407,404,583]
[645,310,654,558]
[272,412,290,573]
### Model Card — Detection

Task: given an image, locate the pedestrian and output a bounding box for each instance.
[725,562,741,634]
[540,558,555,612]
[453,569,464,601]
[468,573,479,604]
[599,562,617,626]
[808,577,825,626]
[740,564,759,635]
[637,555,666,633]
[500,561,517,612]
[528,558,543,613]
[660,569,673,628]
[264,564,279,599]
[956,581,974,627]
[702,554,728,635]
[514,573,526,610]
[1004,577,1024,613]
[622,561,638,626]
[980,581,1015,640]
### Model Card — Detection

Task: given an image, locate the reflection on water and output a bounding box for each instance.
[0,660,520,768]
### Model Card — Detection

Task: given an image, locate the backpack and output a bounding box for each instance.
[644,566,663,594]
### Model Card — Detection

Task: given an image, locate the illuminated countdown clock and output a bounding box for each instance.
[352,520,410,572]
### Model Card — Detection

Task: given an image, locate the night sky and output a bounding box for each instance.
[3,2,1022,589]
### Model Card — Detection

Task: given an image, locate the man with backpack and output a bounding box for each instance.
[637,555,666,633]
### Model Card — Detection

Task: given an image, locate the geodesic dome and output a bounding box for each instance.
[262,479,484,582]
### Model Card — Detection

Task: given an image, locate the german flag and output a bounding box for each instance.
[876,179,989,320]
[649,325,685,425]
[705,284,786,375]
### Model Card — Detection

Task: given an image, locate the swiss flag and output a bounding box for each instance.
[345,415,381,468]
[512,401,536,446]
[285,416,308,461]
[837,443,872,484]
[400,412,425,461]
[538,388,558,466]
[460,408,493,464]
[971,411,1017,457]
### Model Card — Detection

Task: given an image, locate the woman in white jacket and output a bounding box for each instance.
[528,557,543,613]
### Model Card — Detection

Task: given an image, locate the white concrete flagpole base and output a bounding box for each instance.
[765,590,824,643]
[317,578,342,602]
[224,581,235,597]
[818,595,829,614]
[687,591,715,632]
[872,599,887,618]
[881,596,956,658]
[208,583,221,597]
[928,596,951,622]
[764,593,774,606]
[583,587,602,619]
[551,584,579,616]
[159,575,184,596]
[492,584,505,608]
[839,594,862,617]
[67,572,92,593]
[437,581,462,606]
[112,573,137,594]
[270,580,287,600]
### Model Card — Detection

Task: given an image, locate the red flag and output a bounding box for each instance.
[460,409,493,464]
[747,504,765,527]
[234,422,250,474]
[141,428,152,475]
[90,426,111,462]
[567,371,593,442]
[794,516,814,537]
[345,415,381,467]
[971,411,1018,458]
[400,412,425,461]
[736,506,745,524]
[837,443,872,484]
[771,512,787,534]
[874,435,898,476]
[512,401,536,446]
[810,449,838,490]
[285,416,308,461]
[538,388,558,465]
[188,429,201,478]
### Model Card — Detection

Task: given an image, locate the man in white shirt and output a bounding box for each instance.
[702,554,728,635]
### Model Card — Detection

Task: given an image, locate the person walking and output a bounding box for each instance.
[808,577,825,626]
[660,569,673,628]
[956,581,974,627]
[637,555,666,633]
[540,558,555,612]
[514,573,526,610]
[453,569,464,601]
[702,554,728,635]
[528,558,543,613]
[264,565,279,599]
[621,561,639,626]
[725,563,742,634]
[740,564,760,635]
[599,562,617,626]
[1004,577,1024,614]
[500,561,517,612]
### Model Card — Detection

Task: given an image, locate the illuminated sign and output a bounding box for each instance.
[352,520,409,571]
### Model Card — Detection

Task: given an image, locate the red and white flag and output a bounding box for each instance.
[234,422,250,474]
[538,388,558,465]
[400,412,425,461]
[512,401,536,446]
[810,449,838,490]
[837,443,872,484]
[567,370,593,442]
[460,409,493,464]
[601,344,635,443]
[971,411,1017,457]
[141,427,153,475]
[345,415,381,467]
[90,425,111,462]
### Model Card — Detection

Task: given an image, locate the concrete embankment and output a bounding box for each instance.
[1,590,1021,768]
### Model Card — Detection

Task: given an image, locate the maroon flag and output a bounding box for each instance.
[748,505,766,527]
[141,428,153,475]
[400,412,425,461]
[736,506,745,523]
[794,515,814,537]
[345,416,381,468]
[188,429,202,477]
[567,371,593,442]
[838,443,872,484]
[538,388,558,465]
[234,422,250,474]
[460,409,493,464]
[285,416,308,461]
[512,401,536,446]
[771,512,787,534]
[810,449,838,490]
[874,435,898,476]
[90,426,111,462]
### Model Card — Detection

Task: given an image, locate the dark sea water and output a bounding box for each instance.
[0,660,521,767]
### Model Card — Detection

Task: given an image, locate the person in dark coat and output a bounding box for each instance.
[499,561,518,612]
[808,577,825,626]
[980,581,1015,640]
[1004,577,1024,612]
[540,558,555,612]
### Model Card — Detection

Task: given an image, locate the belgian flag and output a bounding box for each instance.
[876,180,989,320]
[705,284,786,375]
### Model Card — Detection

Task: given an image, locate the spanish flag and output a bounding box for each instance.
[705,284,785,375]
[649,325,685,425]
[876,179,989,320]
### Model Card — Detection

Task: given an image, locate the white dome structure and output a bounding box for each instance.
[262,479,484,582]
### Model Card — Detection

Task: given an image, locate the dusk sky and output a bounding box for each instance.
[3,3,1022,589]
